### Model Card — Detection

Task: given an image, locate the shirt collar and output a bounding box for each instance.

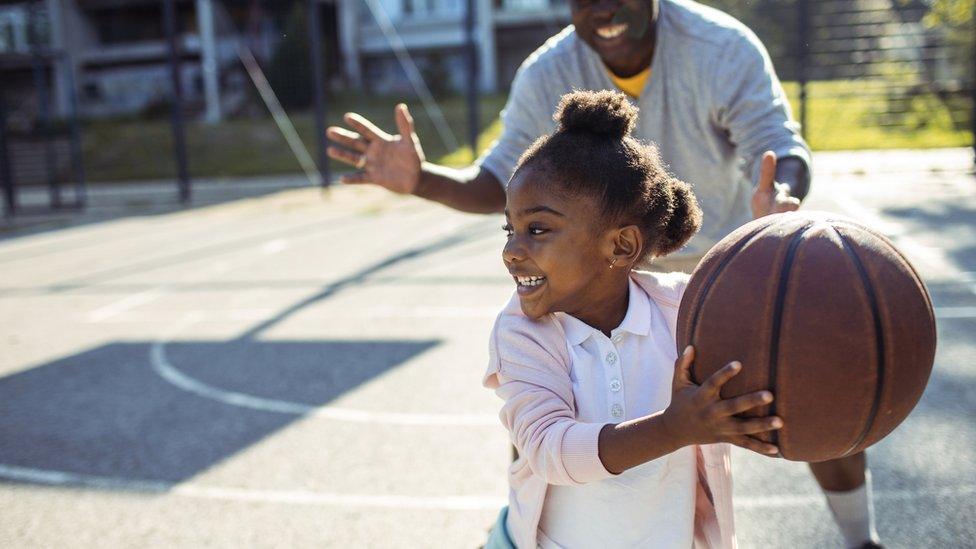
[557,278,652,347]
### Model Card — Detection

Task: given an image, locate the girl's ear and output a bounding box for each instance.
[610,225,643,268]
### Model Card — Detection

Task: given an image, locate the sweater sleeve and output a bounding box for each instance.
[475,62,550,187]
[709,27,811,186]
[485,311,616,486]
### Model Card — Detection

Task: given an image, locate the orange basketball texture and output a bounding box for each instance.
[676,212,936,462]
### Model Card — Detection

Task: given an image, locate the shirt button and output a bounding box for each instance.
[609,379,622,392]
[606,352,617,365]
[610,404,623,418]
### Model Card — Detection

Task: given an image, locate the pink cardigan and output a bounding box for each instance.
[483,271,736,548]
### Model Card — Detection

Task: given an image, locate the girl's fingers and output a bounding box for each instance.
[714,390,774,416]
[327,127,368,153]
[730,435,780,456]
[728,416,783,435]
[673,345,695,385]
[327,146,363,167]
[700,361,741,395]
[344,112,388,142]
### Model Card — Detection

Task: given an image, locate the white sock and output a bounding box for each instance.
[823,470,880,548]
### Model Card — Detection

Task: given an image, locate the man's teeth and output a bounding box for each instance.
[596,23,628,39]
[515,275,546,287]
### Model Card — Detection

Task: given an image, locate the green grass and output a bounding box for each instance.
[80,82,971,183]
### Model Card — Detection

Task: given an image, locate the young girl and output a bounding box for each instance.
[482,90,783,548]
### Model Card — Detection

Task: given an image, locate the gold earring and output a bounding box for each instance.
[609,258,617,270]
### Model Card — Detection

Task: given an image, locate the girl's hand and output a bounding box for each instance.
[662,345,782,455]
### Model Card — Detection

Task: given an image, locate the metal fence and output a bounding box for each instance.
[0,0,973,217]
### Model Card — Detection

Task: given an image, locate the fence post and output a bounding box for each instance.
[309,0,330,188]
[63,53,86,207]
[28,1,61,208]
[797,0,810,140]
[164,0,191,204]
[465,0,479,159]
[0,95,15,217]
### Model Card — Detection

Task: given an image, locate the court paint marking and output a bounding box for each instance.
[86,261,233,323]
[260,239,290,255]
[87,288,165,323]
[150,313,498,426]
[1,463,972,511]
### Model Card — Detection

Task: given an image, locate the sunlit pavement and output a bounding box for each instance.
[1,148,973,547]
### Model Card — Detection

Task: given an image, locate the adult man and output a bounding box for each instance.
[327,1,880,546]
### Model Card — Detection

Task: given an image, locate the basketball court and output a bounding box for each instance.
[0,148,973,547]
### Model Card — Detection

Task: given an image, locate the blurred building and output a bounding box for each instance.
[338,0,570,95]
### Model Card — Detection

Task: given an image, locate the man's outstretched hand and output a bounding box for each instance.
[326,104,425,195]
[751,151,801,219]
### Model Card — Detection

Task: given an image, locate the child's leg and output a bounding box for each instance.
[809,451,881,548]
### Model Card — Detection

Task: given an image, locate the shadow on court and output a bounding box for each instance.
[0,338,438,483]
[883,202,976,274]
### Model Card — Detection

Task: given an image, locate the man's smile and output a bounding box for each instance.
[596,23,629,40]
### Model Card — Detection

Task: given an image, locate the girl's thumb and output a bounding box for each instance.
[674,345,695,385]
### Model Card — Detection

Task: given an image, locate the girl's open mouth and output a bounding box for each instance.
[514,275,547,296]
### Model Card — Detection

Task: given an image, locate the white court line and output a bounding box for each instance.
[260,239,290,255]
[87,288,165,322]
[0,464,503,510]
[86,261,233,324]
[150,313,498,426]
[1,462,973,511]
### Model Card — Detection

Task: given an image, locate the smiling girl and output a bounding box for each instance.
[483,90,782,548]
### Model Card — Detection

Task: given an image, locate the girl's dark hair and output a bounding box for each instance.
[515,89,702,260]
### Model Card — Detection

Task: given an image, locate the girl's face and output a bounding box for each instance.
[503,165,622,321]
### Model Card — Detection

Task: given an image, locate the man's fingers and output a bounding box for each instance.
[700,361,741,395]
[339,171,371,185]
[327,146,364,167]
[773,194,801,213]
[395,103,415,139]
[729,435,780,456]
[714,390,774,416]
[327,127,368,153]
[344,112,388,142]
[756,151,777,191]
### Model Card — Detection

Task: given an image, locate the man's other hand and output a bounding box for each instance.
[326,104,425,195]
[751,151,801,219]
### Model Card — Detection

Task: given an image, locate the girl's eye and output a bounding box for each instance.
[502,224,514,237]
[529,226,548,236]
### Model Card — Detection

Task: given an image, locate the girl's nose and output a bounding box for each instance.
[502,237,526,264]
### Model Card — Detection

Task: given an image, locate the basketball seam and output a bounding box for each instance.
[686,223,777,383]
[767,224,814,454]
[833,228,886,458]
[831,219,937,344]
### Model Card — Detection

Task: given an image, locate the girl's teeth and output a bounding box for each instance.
[516,276,546,287]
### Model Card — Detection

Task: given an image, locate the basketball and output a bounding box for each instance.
[676,211,936,462]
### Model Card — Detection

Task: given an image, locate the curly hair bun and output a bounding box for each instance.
[554,89,637,138]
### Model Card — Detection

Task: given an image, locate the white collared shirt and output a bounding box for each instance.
[538,278,697,549]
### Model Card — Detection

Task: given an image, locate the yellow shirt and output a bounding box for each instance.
[607,66,651,99]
